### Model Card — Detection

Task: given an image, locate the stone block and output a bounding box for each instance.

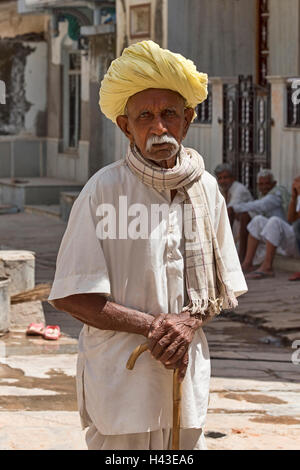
[0,250,35,296]
[10,300,45,328]
[60,191,79,222]
[0,277,10,335]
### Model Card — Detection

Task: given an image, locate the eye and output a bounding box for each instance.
[163,109,176,117]
[139,111,151,119]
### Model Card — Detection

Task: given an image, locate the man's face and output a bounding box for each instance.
[258,176,276,196]
[116,88,194,164]
[216,171,235,193]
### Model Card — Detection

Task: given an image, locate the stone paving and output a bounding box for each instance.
[229,272,300,345]
[0,211,299,450]
[0,211,82,337]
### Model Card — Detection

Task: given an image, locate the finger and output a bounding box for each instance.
[148,314,166,339]
[159,340,188,364]
[148,314,165,338]
[148,328,169,354]
[148,316,168,350]
[150,330,175,359]
[149,320,188,359]
[164,363,177,370]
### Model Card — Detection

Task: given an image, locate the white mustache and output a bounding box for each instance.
[146,134,179,153]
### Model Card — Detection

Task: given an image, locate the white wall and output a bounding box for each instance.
[116,0,167,56]
[115,126,129,161]
[167,0,256,78]
[47,138,89,183]
[183,78,224,176]
[268,76,300,190]
[269,0,300,77]
[24,41,47,135]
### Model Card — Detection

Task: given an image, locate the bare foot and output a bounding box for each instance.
[257,264,274,275]
[246,270,275,279]
[241,263,257,274]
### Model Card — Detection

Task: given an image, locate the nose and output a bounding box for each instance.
[151,115,168,135]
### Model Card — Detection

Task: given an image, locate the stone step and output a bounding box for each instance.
[0,177,83,211]
[60,191,80,222]
[0,204,19,215]
[273,254,300,273]
[24,205,60,219]
[0,277,10,335]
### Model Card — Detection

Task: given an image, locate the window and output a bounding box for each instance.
[130,4,151,39]
[194,85,212,124]
[63,50,81,150]
[286,81,300,128]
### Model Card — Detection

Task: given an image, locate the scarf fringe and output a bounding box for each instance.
[182,294,238,317]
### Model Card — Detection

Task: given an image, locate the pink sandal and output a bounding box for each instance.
[43,325,61,340]
[26,323,45,336]
[289,272,300,281]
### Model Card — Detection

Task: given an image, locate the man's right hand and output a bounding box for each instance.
[147,311,207,382]
[292,177,300,198]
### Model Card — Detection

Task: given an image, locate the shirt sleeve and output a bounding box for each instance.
[227,184,253,208]
[232,192,281,215]
[297,195,300,213]
[48,191,111,301]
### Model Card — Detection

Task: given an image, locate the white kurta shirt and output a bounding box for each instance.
[49,158,247,435]
[226,181,253,208]
[297,195,300,213]
[232,187,286,220]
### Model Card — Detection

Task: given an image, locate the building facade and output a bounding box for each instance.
[0,0,116,191]
[0,0,300,209]
[116,0,300,192]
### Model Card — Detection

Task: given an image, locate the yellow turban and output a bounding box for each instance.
[99,40,208,123]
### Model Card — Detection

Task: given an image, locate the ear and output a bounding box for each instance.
[116,115,134,143]
[182,107,195,138]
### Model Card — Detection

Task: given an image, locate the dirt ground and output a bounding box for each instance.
[0,212,299,450]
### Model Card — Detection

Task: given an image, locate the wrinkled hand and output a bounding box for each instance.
[147,311,203,382]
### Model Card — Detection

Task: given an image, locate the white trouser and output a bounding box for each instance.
[85,424,207,450]
[247,215,300,264]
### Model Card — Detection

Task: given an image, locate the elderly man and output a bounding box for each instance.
[243,176,300,279]
[289,213,300,281]
[230,169,290,264]
[214,163,253,227]
[48,41,247,451]
[289,186,300,281]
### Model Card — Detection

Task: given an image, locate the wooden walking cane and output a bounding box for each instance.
[126,342,182,450]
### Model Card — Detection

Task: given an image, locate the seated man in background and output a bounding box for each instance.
[214,163,253,227]
[288,178,300,282]
[230,169,290,263]
[242,176,300,279]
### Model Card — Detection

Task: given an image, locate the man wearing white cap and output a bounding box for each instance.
[49,41,247,450]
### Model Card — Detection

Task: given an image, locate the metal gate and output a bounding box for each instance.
[223,75,271,197]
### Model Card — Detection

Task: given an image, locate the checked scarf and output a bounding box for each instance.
[125,145,238,318]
